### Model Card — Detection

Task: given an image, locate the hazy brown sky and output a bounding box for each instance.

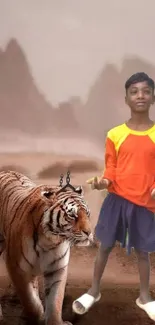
[0,0,155,105]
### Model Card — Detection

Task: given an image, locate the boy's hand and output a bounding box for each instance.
[86,176,110,190]
[151,188,155,199]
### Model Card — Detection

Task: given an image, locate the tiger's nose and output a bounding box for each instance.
[82,230,91,236]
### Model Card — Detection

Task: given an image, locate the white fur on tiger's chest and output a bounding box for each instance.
[19,239,70,277]
[39,241,70,273]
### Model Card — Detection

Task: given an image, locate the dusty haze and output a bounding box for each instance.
[1,0,155,105]
[1,0,155,156]
[0,2,155,324]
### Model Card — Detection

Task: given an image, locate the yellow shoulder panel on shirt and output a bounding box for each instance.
[148,125,155,143]
[107,123,130,153]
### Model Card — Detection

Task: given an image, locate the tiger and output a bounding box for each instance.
[0,170,92,325]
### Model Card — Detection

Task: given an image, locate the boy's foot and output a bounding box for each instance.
[72,289,101,315]
[136,298,155,321]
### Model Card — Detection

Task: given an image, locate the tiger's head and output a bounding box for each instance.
[40,185,93,247]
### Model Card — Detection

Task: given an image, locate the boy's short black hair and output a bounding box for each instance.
[125,72,155,91]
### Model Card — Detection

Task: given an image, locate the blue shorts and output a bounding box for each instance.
[95,193,155,254]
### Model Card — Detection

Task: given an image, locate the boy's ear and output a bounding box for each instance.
[125,96,127,105]
[152,95,155,105]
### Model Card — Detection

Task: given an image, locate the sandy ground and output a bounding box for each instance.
[0,152,155,325]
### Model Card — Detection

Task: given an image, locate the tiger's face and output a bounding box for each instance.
[59,194,92,246]
[41,186,92,247]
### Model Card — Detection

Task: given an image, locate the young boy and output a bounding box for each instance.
[72,72,155,321]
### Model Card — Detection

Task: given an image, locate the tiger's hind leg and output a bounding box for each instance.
[5,256,44,324]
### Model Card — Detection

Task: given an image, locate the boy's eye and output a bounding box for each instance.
[130,90,137,95]
[130,88,151,96]
[144,89,151,94]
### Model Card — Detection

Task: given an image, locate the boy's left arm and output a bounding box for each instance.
[151,187,155,199]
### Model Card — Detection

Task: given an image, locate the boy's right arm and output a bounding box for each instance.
[102,135,117,184]
[87,134,117,190]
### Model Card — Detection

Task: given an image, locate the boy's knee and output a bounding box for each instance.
[135,249,149,261]
[100,245,113,255]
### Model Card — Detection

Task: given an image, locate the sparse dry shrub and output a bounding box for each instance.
[67,159,100,173]
[37,162,67,179]
[38,159,101,179]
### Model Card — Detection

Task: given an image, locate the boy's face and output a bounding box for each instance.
[125,81,155,113]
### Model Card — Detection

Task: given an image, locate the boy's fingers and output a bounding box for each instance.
[86,178,93,184]
[93,176,98,184]
[86,177,97,184]
[92,177,99,189]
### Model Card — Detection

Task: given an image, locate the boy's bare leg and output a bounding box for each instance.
[135,250,151,304]
[74,244,113,313]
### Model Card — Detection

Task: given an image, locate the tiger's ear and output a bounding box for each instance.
[75,186,83,195]
[41,189,55,199]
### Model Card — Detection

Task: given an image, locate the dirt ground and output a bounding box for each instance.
[0,152,155,325]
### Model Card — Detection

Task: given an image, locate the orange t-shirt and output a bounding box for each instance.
[103,123,155,212]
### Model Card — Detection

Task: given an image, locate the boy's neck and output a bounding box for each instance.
[129,112,153,125]
[126,112,154,131]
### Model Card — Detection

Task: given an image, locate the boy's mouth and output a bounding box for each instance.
[136,102,146,106]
